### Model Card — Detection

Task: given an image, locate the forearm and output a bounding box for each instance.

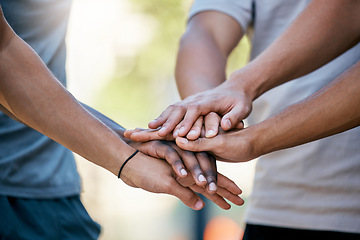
[0,17,134,175]
[176,32,226,98]
[231,0,360,100]
[176,11,243,98]
[81,104,131,142]
[252,60,360,157]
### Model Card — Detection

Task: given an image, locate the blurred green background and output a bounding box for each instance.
[66,0,254,239]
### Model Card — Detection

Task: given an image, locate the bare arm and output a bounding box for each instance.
[176,11,243,97]
[0,10,134,174]
[174,11,244,139]
[0,7,233,210]
[232,0,360,100]
[176,60,360,162]
[149,0,360,136]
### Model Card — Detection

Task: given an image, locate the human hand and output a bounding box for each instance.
[119,151,205,210]
[124,127,175,142]
[148,80,252,138]
[175,127,258,163]
[124,113,244,142]
[119,151,243,210]
[178,172,244,209]
[173,112,244,140]
[128,140,218,194]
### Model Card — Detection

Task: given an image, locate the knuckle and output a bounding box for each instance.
[183,150,195,158]
[172,159,183,167]
[164,147,174,156]
[172,104,185,111]
[188,104,200,112]
[196,152,208,159]
[191,165,202,174]
[206,169,216,177]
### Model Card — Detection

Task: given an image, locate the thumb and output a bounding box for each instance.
[176,137,214,152]
[221,104,249,131]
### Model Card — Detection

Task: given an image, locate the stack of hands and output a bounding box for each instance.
[122,86,251,211]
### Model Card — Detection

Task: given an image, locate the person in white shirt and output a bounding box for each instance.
[125,0,360,238]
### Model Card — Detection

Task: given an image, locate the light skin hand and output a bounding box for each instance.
[154,0,360,143]
[148,81,252,138]
[175,128,257,163]
[126,112,244,142]
[175,112,245,139]
[176,60,360,162]
[159,10,247,139]
[124,127,175,142]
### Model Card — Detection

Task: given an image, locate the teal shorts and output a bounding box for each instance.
[0,195,101,239]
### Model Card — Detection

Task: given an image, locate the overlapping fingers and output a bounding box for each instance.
[204,112,221,138]
[162,176,205,211]
[125,127,175,142]
[138,141,188,178]
[196,152,218,194]
[149,104,187,137]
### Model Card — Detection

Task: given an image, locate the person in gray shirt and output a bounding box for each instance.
[0,0,244,238]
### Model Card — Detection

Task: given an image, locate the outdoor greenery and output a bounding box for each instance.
[95,0,250,130]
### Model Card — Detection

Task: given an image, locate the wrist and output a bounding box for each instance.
[227,64,269,101]
[103,138,136,176]
[245,124,271,159]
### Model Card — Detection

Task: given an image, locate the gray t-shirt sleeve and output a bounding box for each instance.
[188,0,253,32]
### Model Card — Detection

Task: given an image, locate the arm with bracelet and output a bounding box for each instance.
[0,6,243,210]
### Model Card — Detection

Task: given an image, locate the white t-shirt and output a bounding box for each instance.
[189,0,360,233]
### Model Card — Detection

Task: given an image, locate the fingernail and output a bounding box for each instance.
[209,182,217,191]
[179,127,185,135]
[180,169,187,176]
[174,129,179,137]
[179,138,188,144]
[159,126,166,133]
[195,200,204,210]
[226,119,231,129]
[206,130,215,138]
[198,174,206,182]
[188,130,196,136]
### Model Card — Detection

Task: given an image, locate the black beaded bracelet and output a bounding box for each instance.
[117,150,139,179]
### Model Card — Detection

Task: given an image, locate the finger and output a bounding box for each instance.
[131,130,175,142]
[196,152,218,194]
[165,178,205,210]
[124,128,145,139]
[153,142,188,178]
[221,104,249,131]
[173,123,181,138]
[189,185,231,210]
[204,112,221,138]
[216,187,244,206]
[234,120,245,130]
[217,173,242,195]
[148,106,174,129]
[181,151,207,187]
[157,106,187,137]
[176,174,195,187]
[176,136,216,153]
[186,116,203,140]
[178,106,203,137]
